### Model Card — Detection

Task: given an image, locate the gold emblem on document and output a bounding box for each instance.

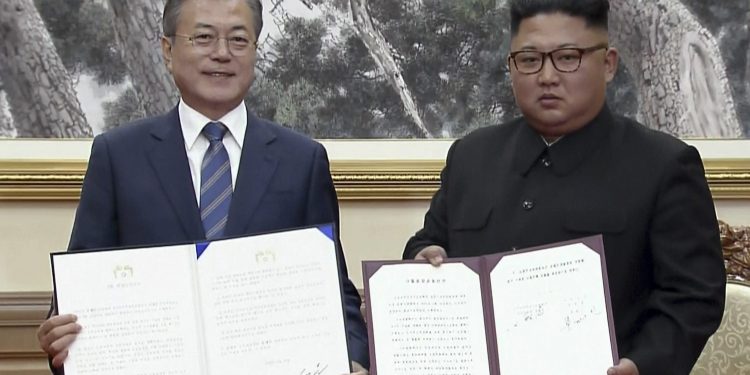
[255,249,277,264]
[113,265,134,279]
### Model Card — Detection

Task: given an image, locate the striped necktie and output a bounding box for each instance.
[200,121,232,240]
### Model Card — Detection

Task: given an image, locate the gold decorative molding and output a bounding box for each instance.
[0,160,86,201]
[703,159,750,200]
[0,291,50,325]
[331,160,443,200]
[1,158,749,200]
[0,292,50,375]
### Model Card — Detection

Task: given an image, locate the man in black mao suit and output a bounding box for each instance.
[36,0,368,373]
[404,1,725,375]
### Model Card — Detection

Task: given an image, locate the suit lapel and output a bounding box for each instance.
[225,111,279,236]
[147,107,205,239]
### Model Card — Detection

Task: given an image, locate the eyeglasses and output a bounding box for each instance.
[170,33,257,56]
[508,45,608,74]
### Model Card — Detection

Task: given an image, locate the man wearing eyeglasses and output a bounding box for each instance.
[36,0,369,374]
[404,1,725,374]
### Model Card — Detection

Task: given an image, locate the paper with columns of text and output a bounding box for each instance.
[363,235,617,375]
[52,225,351,375]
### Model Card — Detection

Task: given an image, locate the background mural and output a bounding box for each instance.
[0,0,748,139]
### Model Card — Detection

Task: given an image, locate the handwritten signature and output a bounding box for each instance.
[299,362,329,375]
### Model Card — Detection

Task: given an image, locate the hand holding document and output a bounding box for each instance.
[363,235,618,375]
[51,224,351,375]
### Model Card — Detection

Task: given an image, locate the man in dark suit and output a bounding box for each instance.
[36,0,368,373]
[403,1,725,374]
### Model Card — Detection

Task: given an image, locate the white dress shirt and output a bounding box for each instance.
[179,99,247,205]
[541,135,563,147]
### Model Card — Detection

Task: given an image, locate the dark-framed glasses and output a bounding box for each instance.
[170,33,257,56]
[508,45,608,74]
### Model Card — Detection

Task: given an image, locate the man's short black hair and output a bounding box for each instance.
[510,0,609,36]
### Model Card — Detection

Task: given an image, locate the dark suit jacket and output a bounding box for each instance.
[404,105,725,375]
[60,106,368,370]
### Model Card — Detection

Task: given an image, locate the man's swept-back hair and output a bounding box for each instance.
[510,0,609,36]
[162,0,263,40]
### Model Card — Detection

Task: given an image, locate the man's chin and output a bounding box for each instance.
[184,95,245,116]
[526,117,579,137]
[196,92,244,106]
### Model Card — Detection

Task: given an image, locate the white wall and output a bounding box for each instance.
[1,199,748,293]
[0,200,432,292]
[0,201,76,292]
[1,137,748,292]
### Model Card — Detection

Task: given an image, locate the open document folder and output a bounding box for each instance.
[363,235,618,375]
[51,224,351,375]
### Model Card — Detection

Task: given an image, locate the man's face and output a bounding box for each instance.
[509,13,618,138]
[161,0,257,119]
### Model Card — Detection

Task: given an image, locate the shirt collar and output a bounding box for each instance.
[541,135,563,146]
[513,104,613,176]
[179,100,247,150]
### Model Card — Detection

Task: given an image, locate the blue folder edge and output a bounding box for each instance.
[317,222,334,241]
[196,242,210,259]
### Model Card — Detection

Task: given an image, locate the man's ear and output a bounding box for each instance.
[507,56,519,98]
[604,47,619,83]
[161,36,174,72]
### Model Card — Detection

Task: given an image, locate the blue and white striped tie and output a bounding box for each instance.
[200,121,232,240]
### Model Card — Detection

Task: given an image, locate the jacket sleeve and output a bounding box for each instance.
[305,144,369,368]
[402,139,459,260]
[68,134,120,251]
[49,135,120,375]
[626,146,726,375]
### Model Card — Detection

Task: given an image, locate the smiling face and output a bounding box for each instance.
[509,12,618,139]
[161,0,257,120]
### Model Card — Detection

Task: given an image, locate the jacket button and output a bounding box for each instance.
[541,157,552,167]
[522,200,535,210]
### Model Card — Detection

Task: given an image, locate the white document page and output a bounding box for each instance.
[53,244,205,375]
[491,243,613,375]
[369,263,490,375]
[196,227,350,374]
